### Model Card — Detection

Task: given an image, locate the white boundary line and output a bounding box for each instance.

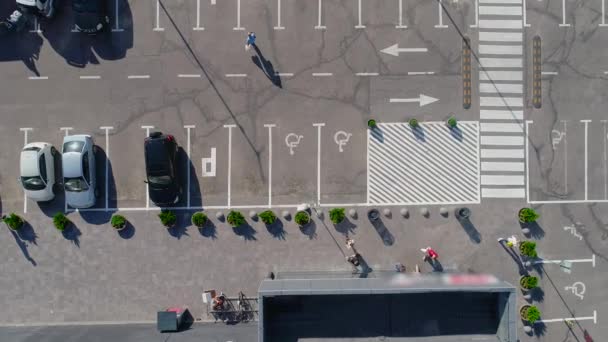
[61,127,72,212]
[563,120,568,194]
[178,74,201,78]
[233,0,244,30]
[525,120,532,202]
[225,74,247,78]
[532,255,596,268]
[153,0,164,31]
[475,121,481,203]
[582,120,591,201]
[20,128,33,213]
[537,310,596,324]
[355,72,379,76]
[112,0,124,32]
[274,0,285,29]
[312,72,333,77]
[396,0,407,28]
[275,72,294,77]
[366,127,370,205]
[559,0,570,27]
[435,0,448,28]
[408,71,435,75]
[355,0,365,28]
[264,124,276,208]
[194,0,204,30]
[315,0,326,29]
[128,75,150,79]
[141,126,154,209]
[313,123,325,205]
[224,125,236,207]
[28,76,48,80]
[185,125,196,207]
[100,126,114,210]
[470,0,478,27]
[80,75,101,79]
[603,120,608,199]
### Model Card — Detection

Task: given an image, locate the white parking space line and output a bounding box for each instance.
[541,71,558,76]
[479,32,522,42]
[538,310,597,325]
[479,83,523,93]
[264,124,276,207]
[20,128,33,213]
[471,0,479,27]
[178,74,201,78]
[128,75,150,79]
[356,72,379,76]
[29,17,41,33]
[356,0,365,28]
[523,0,530,27]
[533,254,596,268]
[435,0,448,28]
[481,148,524,158]
[601,0,608,26]
[480,109,523,120]
[185,125,195,207]
[80,75,101,79]
[481,135,524,145]
[396,0,407,28]
[234,0,244,30]
[479,71,522,81]
[313,123,325,204]
[224,125,236,207]
[604,120,607,199]
[194,0,205,30]
[479,44,522,55]
[479,20,522,29]
[479,57,522,68]
[408,71,435,75]
[315,0,326,29]
[582,120,591,200]
[61,128,72,212]
[481,175,524,185]
[225,74,247,78]
[481,162,524,172]
[275,72,294,77]
[480,0,521,3]
[480,97,524,107]
[479,6,522,15]
[274,0,285,29]
[559,0,570,27]
[481,188,525,198]
[141,126,154,209]
[100,127,114,210]
[312,72,333,77]
[480,122,524,133]
[28,76,48,80]
[154,0,164,31]
[112,0,124,32]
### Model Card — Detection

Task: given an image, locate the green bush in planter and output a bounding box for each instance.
[259,210,277,225]
[158,210,177,227]
[519,241,538,258]
[294,211,310,226]
[53,212,70,231]
[3,213,24,230]
[522,305,541,323]
[447,116,457,128]
[191,212,208,227]
[227,210,245,227]
[520,275,539,290]
[367,119,377,128]
[408,118,419,128]
[329,208,346,225]
[519,208,539,223]
[111,214,127,229]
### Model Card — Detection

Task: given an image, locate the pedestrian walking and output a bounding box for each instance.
[420,246,438,262]
[245,31,256,51]
[498,235,519,248]
[345,238,355,249]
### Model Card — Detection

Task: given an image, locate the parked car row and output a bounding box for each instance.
[19,131,182,209]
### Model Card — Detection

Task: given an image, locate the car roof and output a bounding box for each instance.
[62,152,83,178]
[145,138,171,170]
[20,150,40,177]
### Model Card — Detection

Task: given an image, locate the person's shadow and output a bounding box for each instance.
[251,44,282,88]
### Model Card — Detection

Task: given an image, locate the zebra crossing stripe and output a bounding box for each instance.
[368,122,480,205]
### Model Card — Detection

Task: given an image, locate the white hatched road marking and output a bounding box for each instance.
[479,6,522,15]
[482,188,525,197]
[481,148,524,158]
[479,44,523,55]
[481,175,524,185]
[480,71,522,81]
[479,20,522,29]
[481,161,525,171]
[480,97,524,107]
[480,109,524,120]
[368,122,480,204]
[480,83,523,93]
[481,136,524,145]
[480,0,522,3]
[479,32,522,42]
[480,122,524,133]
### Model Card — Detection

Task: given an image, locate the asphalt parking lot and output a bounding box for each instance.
[0,0,607,341]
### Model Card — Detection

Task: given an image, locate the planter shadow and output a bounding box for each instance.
[530,260,545,278]
[168,213,190,240]
[17,222,38,245]
[520,221,545,239]
[412,127,426,142]
[299,220,317,239]
[61,224,82,248]
[334,218,357,236]
[450,126,463,142]
[7,227,37,266]
[198,221,217,239]
[370,217,394,246]
[265,219,286,240]
[457,217,481,243]
[233,224,257,241]
[532,321,547,336]
[370,127,384,143]
[530,287,545,303]
[117,221,135,239]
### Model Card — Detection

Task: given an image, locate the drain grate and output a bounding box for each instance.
[532,36,541,108]
[462,37,472,109]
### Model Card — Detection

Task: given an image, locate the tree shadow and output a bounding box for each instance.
[450,127,463,142]
[299,220,317,239]
[168,212,190,240]
[17,221,38,245]
[370,127,384,143]
[41,0,133,67]
[62,224,82,248]
[370,217,394,246]
[0,28,43,75]
[334,218,357,236]
[265,219,286,240]
[251,44,282,88]
[198,220,217,239]
[412,127,426,142]
[520,221,545,239]
[499,242,526,276]
[81,146,115,224]
[233,224,257,241]
[118,221,135,239]
[530,261,545,279]
[530,287,545,303]
[457,217,481,243]
[533,321,547,336]
[7,226,37,266]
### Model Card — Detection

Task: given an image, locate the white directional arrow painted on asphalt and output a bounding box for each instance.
[389,94,439,107]
[381,44,428,56]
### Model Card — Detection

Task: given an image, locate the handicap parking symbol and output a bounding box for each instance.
[333,131,352,152]
[285,133,303,155]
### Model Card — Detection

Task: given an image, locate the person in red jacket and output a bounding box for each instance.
[420,247,439,262]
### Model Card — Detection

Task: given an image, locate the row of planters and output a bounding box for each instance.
[516,207,543,332]
[367,116,458,130]
[2,212,76,232]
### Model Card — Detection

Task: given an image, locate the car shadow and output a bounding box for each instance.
[41,0,133,67]
[80,145,116,224]
[176,146,202,208]
[37,150,65,217]
[0,29,43,75]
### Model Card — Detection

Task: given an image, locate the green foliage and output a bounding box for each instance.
[520,276,539,290]
[53,212,70,231]
[408,118,419,128]
[329,208,346,225]
[367,119,377,128]
[519,241,538,258]
[191,212,208,227]
[524,306,541,323]
[259,210,277,225]
[227,210,246,227]
[447,117,457,128]
[111,214,126,229]
[3,213,24,230]
[294,211,310,226]
[519,208,539,223]
[158,210,177,227]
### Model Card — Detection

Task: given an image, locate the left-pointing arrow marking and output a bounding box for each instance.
[381,43,428,56]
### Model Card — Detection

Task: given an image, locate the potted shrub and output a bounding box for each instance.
[519,207,539,223]
[259,210,277,226]
[294,211,311,227]
[111,214,127,231]
[158,210,177,228]
[329,208,346,225]
[367,119,377,129]
[520,275,539,291]
[408,118,419,129]
[520,305,541,324]
[446,116,457,129]
[519,241,538,258]
[2,213,24,231]
[227,210,245,227]
[191,212,208,228]
[53,212,70,231]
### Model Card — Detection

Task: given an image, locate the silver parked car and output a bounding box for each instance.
[62,135,97,208]
[19,142,58,202]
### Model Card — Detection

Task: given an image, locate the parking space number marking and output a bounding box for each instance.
[202,148,217,177]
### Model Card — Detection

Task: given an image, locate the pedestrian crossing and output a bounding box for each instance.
[478,0,526,199]
[368,122,480,205]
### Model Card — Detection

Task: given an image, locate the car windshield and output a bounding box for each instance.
[64,177,89,192]
[21,176,46,191]
[148,175,172,186]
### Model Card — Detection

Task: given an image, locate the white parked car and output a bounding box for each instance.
[19,142,58,202]
[62,135,97,208]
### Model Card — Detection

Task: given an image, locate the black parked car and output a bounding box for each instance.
[72,0,109,34]
[144,132,181,206]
